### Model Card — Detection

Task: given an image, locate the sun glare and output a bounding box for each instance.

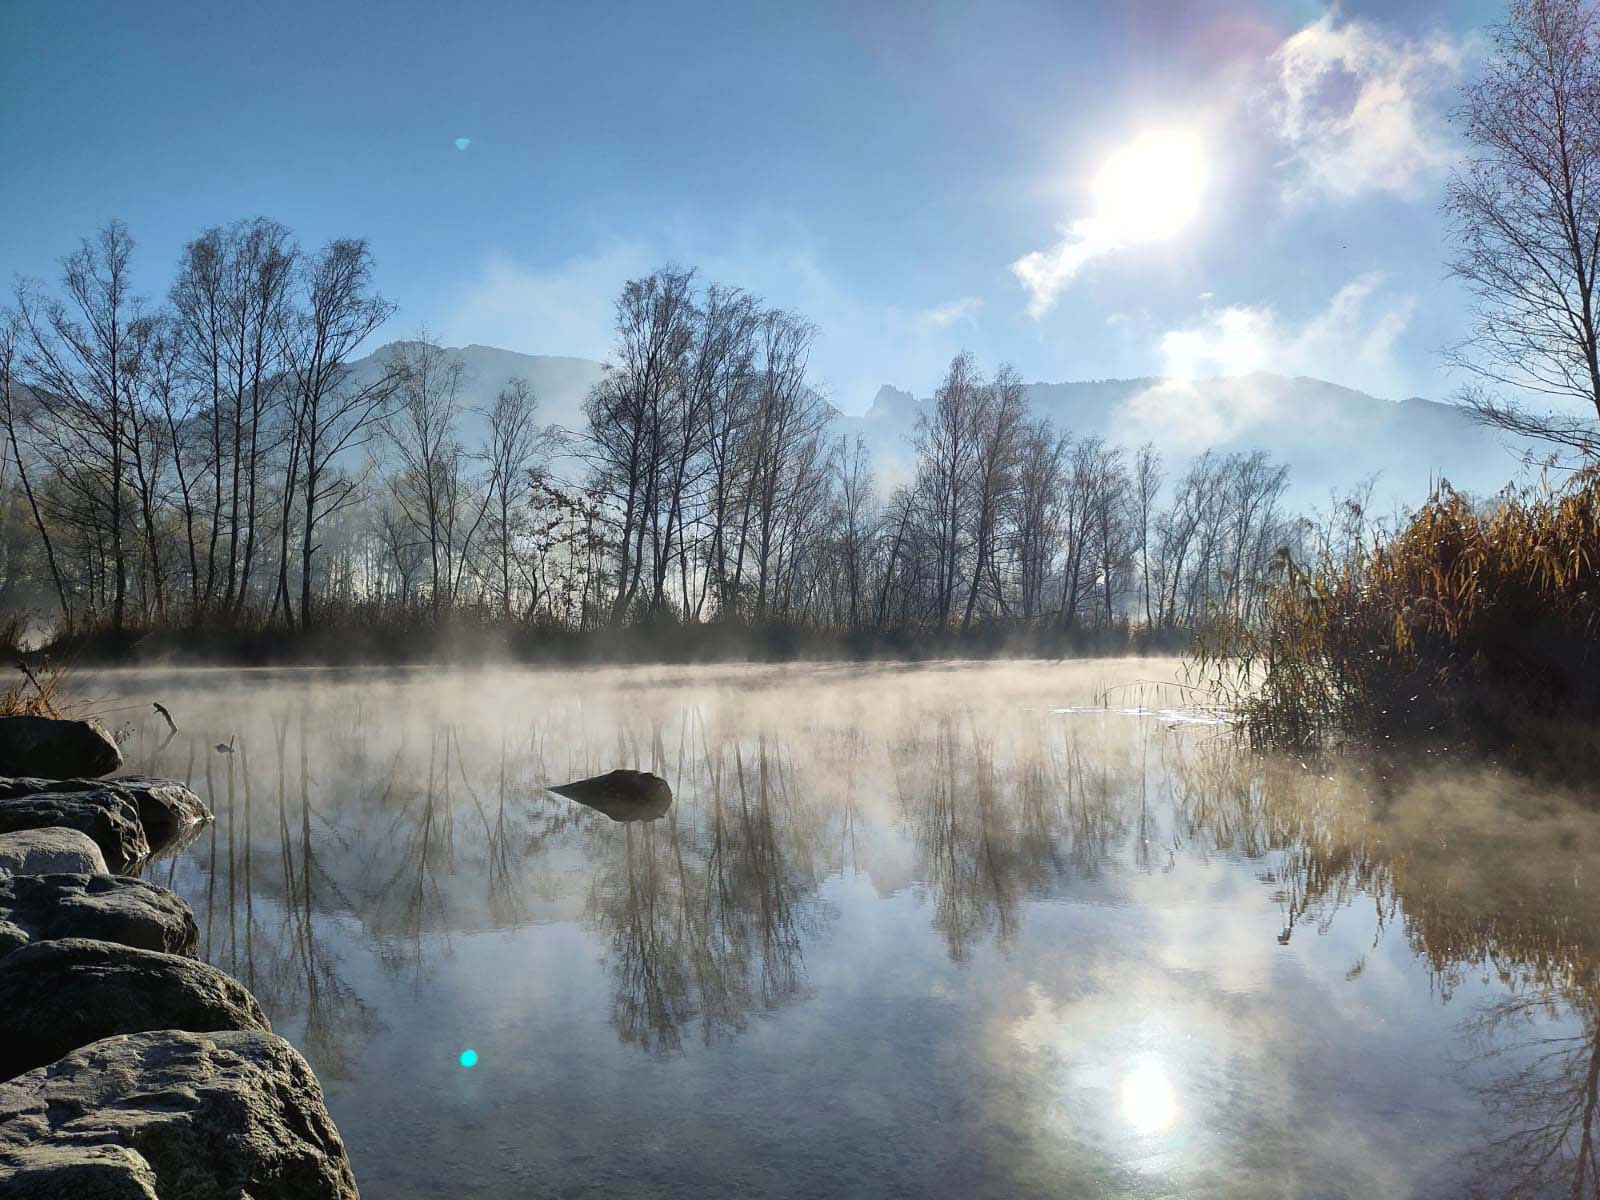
[1119,1061,1180,1135]
[1093,130,1208,244]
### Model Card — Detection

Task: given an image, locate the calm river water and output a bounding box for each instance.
[71,659,1600,1198]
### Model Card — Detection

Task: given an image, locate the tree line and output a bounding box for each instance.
[0,223,1301,650]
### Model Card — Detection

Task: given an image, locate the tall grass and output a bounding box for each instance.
[1193,473,1600,754]
[0,610,64,717]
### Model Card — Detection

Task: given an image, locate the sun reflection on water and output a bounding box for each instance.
[1120,1060,1179,1135]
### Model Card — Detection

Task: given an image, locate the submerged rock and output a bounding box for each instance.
[0,791,148,872]
[0,716,120,780]
[0,938,269,1080]
[548,768,673,822]
[0,828,107,876]
[0,1029,359,1199]
[0,775,212,852]
[0,874,197,960]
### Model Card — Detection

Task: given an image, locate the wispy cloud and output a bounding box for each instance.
[1270,14,1463,201]
[1011,219,1125,319]
[921,295,983,329]
[440,243,653,363]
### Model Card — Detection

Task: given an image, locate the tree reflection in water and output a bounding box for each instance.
[585,732,823,1052]
[1169,743,1600,1200]
[105,665,1600,1195]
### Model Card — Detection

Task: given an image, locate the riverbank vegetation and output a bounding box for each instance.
[1193,473,1600,756]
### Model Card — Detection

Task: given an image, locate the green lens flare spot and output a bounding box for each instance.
[459,1049,478,1068]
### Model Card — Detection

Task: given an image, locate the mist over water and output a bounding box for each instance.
[72,660,1600,1199]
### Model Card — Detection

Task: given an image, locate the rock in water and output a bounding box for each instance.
[0,874,197,959]
[548,768,673,822]
[0,776,212,852]
[109,775,210,846]
[0,828,107,876]
[0,791,148,872]
[0,716,120,780]
[0,1029,360,1199]
[0,938,270,1080]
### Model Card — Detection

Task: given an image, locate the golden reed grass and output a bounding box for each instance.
[1193,472,1600,753]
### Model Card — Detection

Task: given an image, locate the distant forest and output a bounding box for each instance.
[0,220,1331,657]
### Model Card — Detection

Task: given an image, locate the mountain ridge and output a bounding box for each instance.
[348,341,1535,511]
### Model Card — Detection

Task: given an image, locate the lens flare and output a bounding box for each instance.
[459,1048,479,1068]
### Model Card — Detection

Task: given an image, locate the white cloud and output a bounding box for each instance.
[1271,14,1462,200]
[1123,274,1417,447]
[922,296,983,329]
[1158,272,1413,385]
[1011,218,1124,318]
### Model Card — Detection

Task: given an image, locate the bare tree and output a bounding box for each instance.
[387,336,468,618]
[914,352,982,626]
[0,310,69,623]
[960,364,1026,632]
[1132,444,1163,627]
[1013,417,1069,624]
[831,435,877,629]
[480,376,556,619]
[1447,0,1600,455]
[223,218,296,613]
[276,239,398,631]
[13,221,141,632]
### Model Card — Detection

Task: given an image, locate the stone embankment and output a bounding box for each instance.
[0,716,361,1199]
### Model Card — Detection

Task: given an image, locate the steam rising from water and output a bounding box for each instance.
[71,658,1600,1200]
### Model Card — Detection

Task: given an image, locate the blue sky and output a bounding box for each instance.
[1,0,1507,413]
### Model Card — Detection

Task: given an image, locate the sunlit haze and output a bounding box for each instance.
[4,4,1600,1197]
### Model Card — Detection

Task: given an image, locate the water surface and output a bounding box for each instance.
[74,660,1600,1198]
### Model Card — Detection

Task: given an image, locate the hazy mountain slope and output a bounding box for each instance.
[836,373,1536,512]
[346,342,1534,512]
[348,342,608,437]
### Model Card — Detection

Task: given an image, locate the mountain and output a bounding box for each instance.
[838,372,1538,512]
[347,342,608,436]
[345,342,1536,513]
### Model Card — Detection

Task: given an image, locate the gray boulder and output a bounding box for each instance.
[0,938,269,1080]
[0,1144,159,1198]
[0,716,120,779]
[0,827,107,876]
[110,775,211,846]
[0,874,197,959]
[0,775,212,851]
[0,790,148,872]
[0,1029,359,1199]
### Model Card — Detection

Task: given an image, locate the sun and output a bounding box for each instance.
[1093,129,1209,244]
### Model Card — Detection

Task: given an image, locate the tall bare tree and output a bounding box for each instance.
[0,310,69,623]
[13,220,141,632]
[276,239,398,631]
[481,376,556,620]
[1447,0,1600,455]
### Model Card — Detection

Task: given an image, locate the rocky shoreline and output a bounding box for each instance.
[0,717,361,1199]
